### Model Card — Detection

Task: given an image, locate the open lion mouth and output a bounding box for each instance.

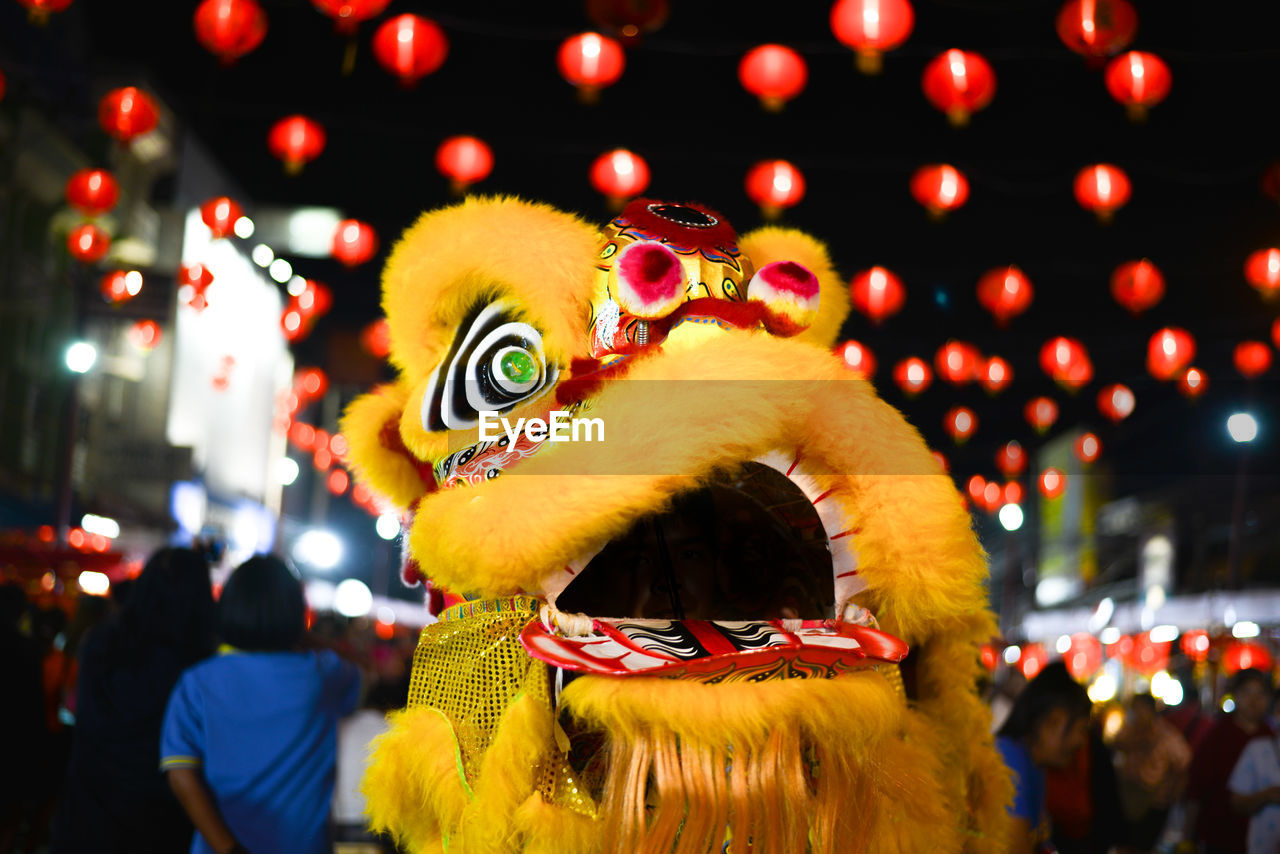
[520,457,907,682]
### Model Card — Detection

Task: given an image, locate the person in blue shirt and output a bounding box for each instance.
[996,661,1092,854]
[161,555,362,854]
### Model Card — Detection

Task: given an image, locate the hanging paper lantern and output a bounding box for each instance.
[849,266,905,323]
[65,169,120,217]
[1146,327,1195,380]
[1126,632,1171,675]
[17,0,73,25]
[100,270,142,303]
[1105,51,1171,121]
[268,116,326,175]
[830,0,915,74]
[98,87,160,143]
[739,44,808,111]
[944,406,978,443]
[586,0,669,44]
[1020,643,1049,679]
[193,0,268,64]
[1097,383,1135,422]
[313,0,390,35]
[931,450,949,473]
[295,367,330,401]
[281,308,307,342]
[1074,163,1131,223]
[1039,467,1066,499]
[910,164,969,218]
[1111,259,1164,314]
[966,475,987,504]
[360,318,391,359]
[1074,432,1101,463]
[557,32,625,102]
[178,263,215,312]
[1025,396,1059,433]
[331,219,378,267]
[1222,641,1273,675]
[1063,633,1103,679]
[996,441,1026,477]
[980,355,1013,394]
[372,14,449,86]
[67,223,111,263]
[921,49,996,127]
[981,481,1003,514]
[1244,248,1280,296]
[976,266,1033,325]
[435,135,494,194]
[893,356,932,396]
[1003,481,1024,505]
[836,340,876,378]
[1055,0,1137,58]
[1274,318,1280,350]
[935,340,981,385]
[200,196,244,239]
[1234,341,1272,378]
[128,319,163,351]
[590,149,650,208]
[295,279,333,319]
[979,643,998,671]
[1180,629,1211,663]
[327,469,350,495]
[1178,366,1208,399]
[1039,336,1093,390]
[745,160,805,220]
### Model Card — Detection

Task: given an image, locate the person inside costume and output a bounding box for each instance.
[161,555,362,854]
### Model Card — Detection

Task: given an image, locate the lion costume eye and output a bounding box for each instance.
[420,300,557,431]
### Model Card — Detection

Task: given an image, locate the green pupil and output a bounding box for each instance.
[500,350,537,384]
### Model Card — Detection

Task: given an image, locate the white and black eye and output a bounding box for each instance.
[420,300,557,431]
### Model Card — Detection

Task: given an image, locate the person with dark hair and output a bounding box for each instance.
[51,547,217,854]
[1184,668,1275,854]
[161,554,362,854]
[1113,693,1190,853]
[997,660,1093,854]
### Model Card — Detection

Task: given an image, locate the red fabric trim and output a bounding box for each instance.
[683,620,740,657]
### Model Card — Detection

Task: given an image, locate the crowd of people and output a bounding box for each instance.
[992,661,1280,854]
[0,549,413,854]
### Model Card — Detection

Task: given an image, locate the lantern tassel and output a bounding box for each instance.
[1125,103,1148,124]
[946,107,970,128]
[342,39,358,76]
[856,50,883,76]
[575,85,602,107]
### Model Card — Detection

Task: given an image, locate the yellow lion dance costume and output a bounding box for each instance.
[342,197,1013,853]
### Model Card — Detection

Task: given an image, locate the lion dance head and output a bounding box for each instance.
[343,197,1013,853]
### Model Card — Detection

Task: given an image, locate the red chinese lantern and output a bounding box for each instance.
[1074,432,1102,463]
[1074,163,1131,223]
[1147,327,1195,380]
[836,340,876,378]
[745,160,805,219]
[557,32,625,102]
[98,87,159,143]
[1126,632,1171,676]
[935,340,981,385]
[849,266,905,323]
[979,643,998,671]
[996,441,1026,477]
[65,169,120,217]
[1055,0,1137,58]
[313,0,390,35]
[739,45,807,111]
[100,270,142,303]
[921,49,996,127]
[981,481,1003,513]
[281,308,307,342]
[931,450,949,473]
[295,367,330,401]
[1039,467,1066,499]
[361,318,391,359]
[830,0,915,74]
[1178,366,1208,399]
[267,116,326,175]
[193,0,267,65]
[1245,248,1280,296]
[1105,51,1171,121]
[893,357,932,396]
[1222,641,1273,675]
[1274,318,1280,350]
[295,280,333,318]
[1180,629,1211,663]
[1020,643,1049,679]
[1234,341,1272,378]
[944,406,978,444]
[1097,383,1135,422]
[67,223,110,263]
[1063,633,1103,679]
[327,469,350,495]
[1111,259,1164,314]
[1039,336,1093,390]
[200,196,244,239]
[371,14,448,87]
[966,474,987,504]
[178,263,215,311]
[910,163,969,218]
[590,149,650,209]
[128,319,162,351]
[1003,481,1024,506]
[436,136,494,194]
[331,219,378,267]
[1025,396,1059,433]
[980,355,1013,394]
[289,422,317,451]
[976,266,1033,326]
